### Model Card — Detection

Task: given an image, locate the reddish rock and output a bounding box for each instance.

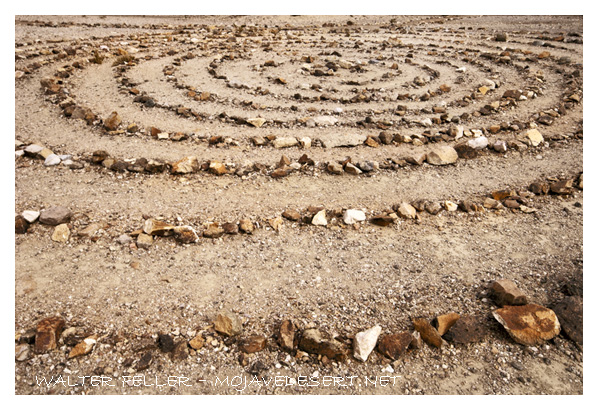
[203,223,224,238]
[490,279,528,307]
[298,329,346,361]
[239,219,254,234]
[370,214,395,227]
[15,215,29,234]
[173,226,199,243]
[35,316,65,353]
[214,311,242,336]
[282,209,301,221]
[104,111,122,131]
[550,179,574,195]
[377,332,413,360]
[443,316,487,344]
[493,304,561,345]
[222,222,239,235]
[434,313,460,336]
[239,335,267,354]
[277,319,296,351]
[413,318,444,348]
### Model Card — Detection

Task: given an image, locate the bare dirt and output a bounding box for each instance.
[14,15,583,395]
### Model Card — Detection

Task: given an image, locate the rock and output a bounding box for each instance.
[405,153,427,166]
[344,163,362,175]
[311,209,327,226]
[39,148,54,160]
[247,118,266,128]
[425,201,443,215]
[15,215,29,234]
[454,143,478,159]
[35,316,65,353]
[116,234,132,245]
[327,162,344,175]
[203,223,224,238]
[448,124,464,139]
[24,144,44,157]
[495,33,508,42]
[379,131,394,145]
[239,219,254,234]
[91,150,109,164]
[171,340,189,361]
[493,304,561,345]
[39,206,72,225]
[223,223,239,235]
[136,233,154,249]
[136,352,152,371]
[526,129,544,147]
[311,116,338,126]
[272,137,298,149]
[413,318,444,348]
[552,296,582,345]
[490,279,528,307]
[158,334,175,352]
[467,136,489,150]
[44,153,61,166]
[343,209,366,225]
[443,201,458,212]
[145,159,166,174]
[376,332,413,360]
[277,320,296,351]
[427,146,458,165]
[483,198,502,209]
[78,222,104,238]
[443,316,487,344]
[173,226,199,243]
[240,335,267,354]
[493,140,508,153]
[68,337,97,359]
[434,313,460,336]
[104,111,121,131]
[51,224,70,242]
[143,219,175,236]
[550,179,574,195]
[578,174,583,189]
[15,344,30,362]
[214,311,242,336]
[157,132,169,140]
[209,161,228,175]
[22,210,40,224]
[252,136,267,146]
[268,217,283,232]
[282,209,301,221]
[298,329,346,361]
[397,202,416,219]
[320,134,366,148]
[353,325,382,362]
[189,334,205,350]
[298,136,312,148]
[364,137,379,148]
[171,156,199,174]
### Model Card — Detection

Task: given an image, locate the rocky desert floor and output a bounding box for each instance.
[14,15,584,395]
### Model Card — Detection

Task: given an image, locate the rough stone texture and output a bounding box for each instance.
[490,279,528,307]
[239,335,267,354]
[526,129,544,146]
[272,137,298,148]
[239,219,254,234]
[143,219,175,236]
[413,318,444,348]
[51,224,70,242]
[434,312,461,336]
[158,334,175,352]
[246,117,266,128]
[209,161,228,176]
[311,209,327,226]
[376,332,413,360]
[15,344,30,362]
[136,352,153,371]
[427,146,458,165]
[214,311,242,336]
[189,334,205,350]
[68,337,97,359]
[298,329,346,361]
[104,111,122,131]
[173,226,199,244]
[397,202,417,219]
[277,319,296,351]
[282,209,301,221]
[550,179,574,195]
[35,316,65,353]
[319,134,366,148]
[203,223,224,238]
[136,233,154,249]
[22,210,40,223]
[343,209,366,225]
[493,304,561,345]
[370,214,395,227]
[552,296,583,345]
[171,156,199,174]
[353,325,381,362]
[171,340,189,360]
[443,316,487,344]
[39,206,72,225]
[15,215,29,234]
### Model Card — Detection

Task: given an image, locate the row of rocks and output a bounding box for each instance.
[17,279,581,368]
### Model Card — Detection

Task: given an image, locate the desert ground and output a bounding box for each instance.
[14,15,583,395]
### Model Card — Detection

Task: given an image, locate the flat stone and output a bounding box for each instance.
[269,319,294,355]
[24,144,44,157]
[44,153,61,166]
[39,206,72,225]
[77,222,104,238]
[397,202,416,219]
[490,279,528,307]
[550,179,574,195]
[493,304,561,345]
[434,313,460,336]
[68,337,97,359]
[247,118,266,128]
[327,162,343,175]
[298,329,346,361]
[311,115,338,126]
[173,226,199,243]
[344,163,362,175]
[171,340,189,361]
[15,344,30,362]
[38,148,53,159]
[282,209,301,221]
[143,219,175,236]
[370,214,395,227]
[136,233,153,249]
[214,311,242,336]
[405,153,427,166]
[51,224,70,242]
[311,209,327,226]
[376,332,413,360]
[413,318,444,348]
[427,146,458,165]
[320,134,366,148]
[353,325,382,362]
[272,137,298,148]
[209,161,228,175]
[239,219,254,234]
[35,316,65,353]
[171,156,199,174]
[526,129,544,147]
[239,335,267,354]
[203,223,224,238]
[552,296,583,345]
[443,316,487,344]
[189,334,205,350]
[343,209,366,225]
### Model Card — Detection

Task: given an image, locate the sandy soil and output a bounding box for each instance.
[14,15,583,395]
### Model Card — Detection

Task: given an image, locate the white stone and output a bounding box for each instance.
[526,129,544,147]
[157,132,169,140]
[343,209,366,225]
[312,116,338,126]
[493,141,508,153]
[319,134,366,148]
[22,210,40,223]
[44,153,61,166]
[468,136,489,150]
[420,118,433,127]
[311,210,327,226]
[272,137,298,149]
[298,137,312,148]
[353,325,382,362]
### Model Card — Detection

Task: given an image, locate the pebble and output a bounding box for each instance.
[311,209,328,226]
[427,146,458,165]
[51,224,70,242]
[343,209,366,225]
[39,206,72,225]
[493,304,561,345]
[353,325,382,362]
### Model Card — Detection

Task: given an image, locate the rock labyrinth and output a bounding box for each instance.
[15,16,583,395]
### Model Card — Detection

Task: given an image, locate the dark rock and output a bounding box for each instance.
[171,340,189,360]
[282,209,301,221]
[552,296,583,345]
[376,332,413,360]
[35,316,65,353]
[39,206,72,225]
[370,214,395,227]
[158,334,175,353]
[239,335,267,354]
[443,315,487,344]
[15,215,29,234]
[91,150,109,164]
[136,352,152,371]
[223,222,239,235]
[413,318,444,348]
[454,143,478,159]
[490,279,528,307]
[277,319,296,351]
[298,329,346,361]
